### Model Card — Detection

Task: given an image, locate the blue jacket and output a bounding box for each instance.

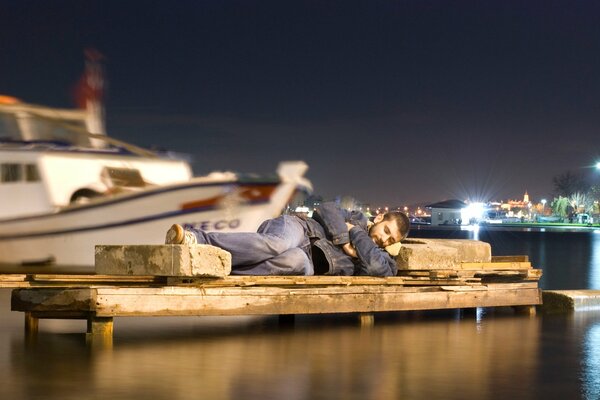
[304,202,398,276]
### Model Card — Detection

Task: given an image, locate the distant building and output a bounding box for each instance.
[426,199,467,226]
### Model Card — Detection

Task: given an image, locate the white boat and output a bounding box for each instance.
[0,92,309,269]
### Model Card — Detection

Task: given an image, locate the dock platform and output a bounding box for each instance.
[6,258,543,338]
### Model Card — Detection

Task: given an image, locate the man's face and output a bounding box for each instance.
[369,219,402,248]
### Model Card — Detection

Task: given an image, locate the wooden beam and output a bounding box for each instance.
[492,255,529,262]
[460,261,532,270]
[11,285,542,317]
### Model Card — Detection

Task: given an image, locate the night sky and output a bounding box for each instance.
[3,1,600,206]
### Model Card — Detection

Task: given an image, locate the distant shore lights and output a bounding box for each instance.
[461,202,486,225]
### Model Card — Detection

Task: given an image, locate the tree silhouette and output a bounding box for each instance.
[552,171,588,197]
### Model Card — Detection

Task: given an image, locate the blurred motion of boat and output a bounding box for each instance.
[0,81,309,269]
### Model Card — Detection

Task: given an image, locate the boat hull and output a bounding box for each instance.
[0,175,301,269]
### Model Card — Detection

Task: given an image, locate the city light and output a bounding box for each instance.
[461,202,486,225]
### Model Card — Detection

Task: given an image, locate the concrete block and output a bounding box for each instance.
[541,290,600,313]
[95,245,232,277]
[396,238,491,270]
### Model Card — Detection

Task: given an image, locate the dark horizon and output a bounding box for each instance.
[3,1,600,206]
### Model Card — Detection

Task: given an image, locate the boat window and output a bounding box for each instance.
[25,117,93,146]
[1,163,21,182]
[101,167,147,188]
[25,164,40,182]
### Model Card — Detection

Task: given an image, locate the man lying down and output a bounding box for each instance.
[166,202,410,277]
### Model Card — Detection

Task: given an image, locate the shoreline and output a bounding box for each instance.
[410,223,600,233]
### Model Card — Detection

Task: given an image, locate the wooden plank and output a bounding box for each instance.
[483,282,540,290]
[492,255,529,262]
[168,276,406,287]
[0,274,29,288]
[401,278,481,286]
[11,285,542,317]
[28,274,162,283]
[93,286,543,316]
[11,288,96,313]
[0,274,27,282]
[460,261,532,270]
[397,271,431,277]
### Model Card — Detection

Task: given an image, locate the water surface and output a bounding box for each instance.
[1,230,600,399]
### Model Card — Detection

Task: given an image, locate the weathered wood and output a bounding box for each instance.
[11,285,542,317]
[24,312,38,335]
[460,261,531,270]
[169,275,406,287]
[11,288,96,312]
[0,268,541,295]
[0,274,166,288]
[87,316,113,336]
[513,305,537,317]
[492,255,529,262]
[483,282,540,290]
[30,274,162,283]
[359,313,375,327]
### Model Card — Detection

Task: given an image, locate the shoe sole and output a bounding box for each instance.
[165,224,184,244]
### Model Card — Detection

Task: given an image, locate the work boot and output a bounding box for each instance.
[165,224,197,245]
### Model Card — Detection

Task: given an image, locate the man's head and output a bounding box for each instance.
[368,212,410,248]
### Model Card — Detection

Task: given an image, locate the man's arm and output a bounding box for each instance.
[312,202,354,245]
[348,226,398,276]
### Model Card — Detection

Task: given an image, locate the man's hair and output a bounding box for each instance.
[383,212,410,241]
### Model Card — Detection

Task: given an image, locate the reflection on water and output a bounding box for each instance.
[2,304,598,400]
[2,231,600,399]
[589,233,600,290]
[2,305,547,400]
[583,321,600,400]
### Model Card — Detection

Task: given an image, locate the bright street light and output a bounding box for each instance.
[596,162,600,170]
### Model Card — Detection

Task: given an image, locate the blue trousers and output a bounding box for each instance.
[189,215,314,275]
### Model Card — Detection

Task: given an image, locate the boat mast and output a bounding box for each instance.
[77,48,106,147]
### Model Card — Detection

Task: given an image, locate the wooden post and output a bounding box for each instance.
[359,313,374,327]
[513,305,537,317]
[86,316,114,336]
[24,312,38,336]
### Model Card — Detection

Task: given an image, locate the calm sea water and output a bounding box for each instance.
[1,228,600,400]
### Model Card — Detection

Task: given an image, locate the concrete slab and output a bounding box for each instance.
[541,290,600,313]
[396,238,492,270]
[95,245,232,277]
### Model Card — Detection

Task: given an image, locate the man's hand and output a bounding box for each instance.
[342,242,358,258]
[345,222,354,230]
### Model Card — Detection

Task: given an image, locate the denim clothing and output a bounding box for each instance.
[307,203,397,276]
[190,215,314,276]
[187,202,397,277]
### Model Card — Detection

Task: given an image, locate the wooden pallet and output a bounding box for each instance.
[4,255,543,338]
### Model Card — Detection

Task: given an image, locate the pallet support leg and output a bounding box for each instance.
[87,316,114,336]
[513,305,537,317]
[359,313,374,327]
[24,312,38,336]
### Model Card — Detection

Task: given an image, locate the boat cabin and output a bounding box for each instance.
[0,97,192,219]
